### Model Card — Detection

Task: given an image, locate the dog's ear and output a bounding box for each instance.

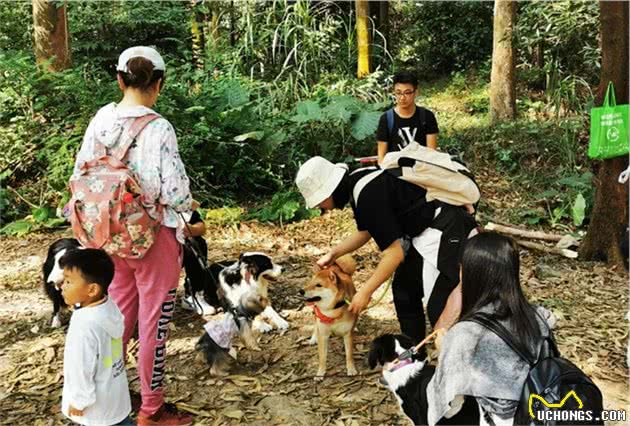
[335,255,356,275]
[328,270,337,284]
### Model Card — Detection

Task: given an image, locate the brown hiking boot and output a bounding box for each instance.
[137,403,192,426]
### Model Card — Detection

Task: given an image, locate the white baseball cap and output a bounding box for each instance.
[116,46,166,73]
[295,156,348,208]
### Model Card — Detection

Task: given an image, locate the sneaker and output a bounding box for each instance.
[181,293,216,316]
[137,403,192,426]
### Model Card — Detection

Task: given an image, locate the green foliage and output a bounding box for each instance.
[204,207,244,226]
[0,206,66,237]
[68,1,190,71]
[516,1,599,115]
[289,94,385,160]
[247,191,319,224]
[0,0,603,235]
[390,2,494,77]
[572,193,586,227]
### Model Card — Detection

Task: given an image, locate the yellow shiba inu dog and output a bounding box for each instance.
[301,255,358,380]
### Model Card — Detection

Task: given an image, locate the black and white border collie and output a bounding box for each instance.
[43,238,81,327]
[181,236,221,316]
[368,334,429,425]
[196,252,287,375]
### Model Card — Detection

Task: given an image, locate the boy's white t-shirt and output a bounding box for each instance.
[62,297,131,426]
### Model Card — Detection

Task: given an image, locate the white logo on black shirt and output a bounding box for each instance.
[397,127,418,149]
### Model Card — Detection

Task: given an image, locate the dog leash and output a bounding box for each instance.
[343,276,393,311]
[391,329,439,366]
[178,212,221,314]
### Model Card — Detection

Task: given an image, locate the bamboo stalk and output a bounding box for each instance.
[486,222,564,242]
[516,239,578,259]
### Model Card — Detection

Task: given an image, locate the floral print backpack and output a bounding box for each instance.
[68,114,163,258]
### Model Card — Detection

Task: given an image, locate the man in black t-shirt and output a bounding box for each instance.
[295,156,476,344]
[376,71,439,164]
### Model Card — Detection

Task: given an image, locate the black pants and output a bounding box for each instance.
[415,366,480,425]
[392,246,458,344]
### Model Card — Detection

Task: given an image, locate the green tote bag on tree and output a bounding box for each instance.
[588,82,629,159]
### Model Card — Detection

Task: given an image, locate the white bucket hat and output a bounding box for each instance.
[295,156,348,208]
[116,46,166,72]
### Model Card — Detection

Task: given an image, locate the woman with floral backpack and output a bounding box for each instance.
[69,46,193,426]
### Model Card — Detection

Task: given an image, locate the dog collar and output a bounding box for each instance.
[312,305,342,324]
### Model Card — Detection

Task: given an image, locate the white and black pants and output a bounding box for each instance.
[393,246,458,344]
[393,205,478,345]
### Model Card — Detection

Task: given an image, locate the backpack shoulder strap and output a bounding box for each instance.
[387,108,395,136]
[112,114,161,161]
[466,312,535,365]
[351,169,383,207]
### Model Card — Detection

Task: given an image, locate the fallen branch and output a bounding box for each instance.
[6,186,39,209]
[516,239,578,259]
[486,222,564,242]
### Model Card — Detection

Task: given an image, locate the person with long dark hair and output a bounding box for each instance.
[427,232,556,425]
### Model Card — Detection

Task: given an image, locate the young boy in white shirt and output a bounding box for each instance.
[59,248,132,425]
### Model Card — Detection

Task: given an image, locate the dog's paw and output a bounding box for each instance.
[273,318,290,330]
[314,372,325,382]
[347,366,358,376]
[51,314,62,328]
[253,321,273,333]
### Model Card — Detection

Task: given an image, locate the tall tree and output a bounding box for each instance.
[32,0,71,71]
[489,0,516,123]
[579,1,629,267]
[355,0,370,78]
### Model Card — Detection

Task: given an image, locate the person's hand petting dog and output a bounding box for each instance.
[315,251,336,271]
[348,288,371,314]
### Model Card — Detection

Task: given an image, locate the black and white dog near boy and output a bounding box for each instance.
[368,334,429,425]
[43,238,82,327]
[196,252,288,375]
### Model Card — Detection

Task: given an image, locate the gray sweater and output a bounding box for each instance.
[427,304,556,425]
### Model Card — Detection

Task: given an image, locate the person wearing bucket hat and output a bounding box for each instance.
[295,156,477,347]
[70,46,193,426]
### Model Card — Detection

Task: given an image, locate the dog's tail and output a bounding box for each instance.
[335,255,356,275]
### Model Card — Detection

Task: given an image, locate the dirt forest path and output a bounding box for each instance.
[0,209,628,425]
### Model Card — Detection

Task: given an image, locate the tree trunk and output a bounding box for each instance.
[489,0,516,123]
[579,1,629,268]
[355,0,370,79]
[32,0,71,72]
